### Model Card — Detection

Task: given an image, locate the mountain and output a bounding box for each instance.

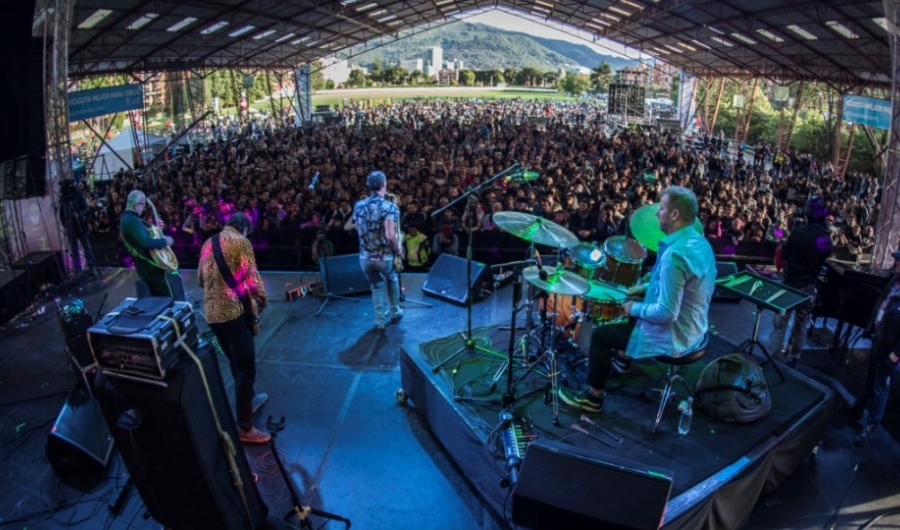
[348,21,635,72]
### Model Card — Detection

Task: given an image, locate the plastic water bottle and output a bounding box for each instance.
[677,397,694,436]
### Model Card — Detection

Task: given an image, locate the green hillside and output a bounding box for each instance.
[349,20,634,72]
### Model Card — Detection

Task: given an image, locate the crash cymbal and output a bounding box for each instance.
[493,211,579,249]
[523,266,590,296]
[505,170,541,182]
[628,203,704,253]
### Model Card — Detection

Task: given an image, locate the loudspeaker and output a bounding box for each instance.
[92,346,268,530]
[422,254,491,305]
[12,250,63,287]
[714,261,740,302]
[46,387,114,485]
[24,37,46,198]
[513,440,672,530]
[320,253,371,296]
[609,84,646,117]
[0,270,29,325]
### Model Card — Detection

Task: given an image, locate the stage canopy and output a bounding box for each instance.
[68,0,892,88]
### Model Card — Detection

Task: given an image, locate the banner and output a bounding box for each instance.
[68,85,144,122]
[678,71,698,133]
[842,94,891,130]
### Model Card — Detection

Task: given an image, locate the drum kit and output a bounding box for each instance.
[490,205,674,422]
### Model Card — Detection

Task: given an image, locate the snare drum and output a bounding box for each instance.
[600,236,647,287]
[539,293,584,336]
[567,243,604,282]
[583,280,627,323]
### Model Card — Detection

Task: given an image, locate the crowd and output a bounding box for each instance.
[73,98,882,270]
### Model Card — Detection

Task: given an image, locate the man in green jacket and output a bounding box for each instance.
[119,190,180,298]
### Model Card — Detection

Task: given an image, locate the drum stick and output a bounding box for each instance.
[570,423,615,448]
[580,414,624,443]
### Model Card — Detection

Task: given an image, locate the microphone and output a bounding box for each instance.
[499,410,522,487]
[308,172,319,190]
[534,249,548,281]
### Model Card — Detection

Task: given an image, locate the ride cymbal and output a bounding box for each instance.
[493,211,579,249]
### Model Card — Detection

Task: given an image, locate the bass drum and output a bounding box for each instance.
[538,293,584,339]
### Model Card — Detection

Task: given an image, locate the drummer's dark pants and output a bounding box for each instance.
[588,318,637,391]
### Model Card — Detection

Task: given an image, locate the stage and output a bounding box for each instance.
[401,319,834,528]
[1,267,898,530]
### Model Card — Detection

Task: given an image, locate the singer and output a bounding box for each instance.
[559,186,716,413]
[352,170,404,332]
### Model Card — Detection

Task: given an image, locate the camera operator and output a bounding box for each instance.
[767,197,833,366]
[58,179,99,278]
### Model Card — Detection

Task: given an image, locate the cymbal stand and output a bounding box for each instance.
[430,162,522,365]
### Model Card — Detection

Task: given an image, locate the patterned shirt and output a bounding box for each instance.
[626,224,717,359]
[353,194,399,260]
[198,226,268,324]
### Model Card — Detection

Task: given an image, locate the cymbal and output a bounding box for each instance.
[493,211,579,249]
[628,203,704,253]
[523,266,590,296]
[505,170,541,182]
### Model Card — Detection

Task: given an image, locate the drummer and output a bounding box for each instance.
[559,186,717,413]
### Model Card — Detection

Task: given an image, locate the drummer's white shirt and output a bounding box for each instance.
[626,224,716,359]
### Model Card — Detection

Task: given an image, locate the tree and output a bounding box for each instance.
[516,67,542,87]
[311,61,325,91]
[383,65,408,85]
[348,69,367,88]
[368,58,384,85]
[408,70,425,85]
[590,61,614,93]
[458,70,476,87]
[558,72,590,97]
[503,67,518,85]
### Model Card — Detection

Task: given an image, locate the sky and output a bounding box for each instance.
[462,9,636,60]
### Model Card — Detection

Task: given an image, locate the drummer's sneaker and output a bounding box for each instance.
[558,388,605,413]
[611,354,632,374]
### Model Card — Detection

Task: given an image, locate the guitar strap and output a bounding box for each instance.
[211,234,254,324]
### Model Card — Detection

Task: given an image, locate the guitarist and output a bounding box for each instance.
[120,190,181,298]
[198,212,271,444]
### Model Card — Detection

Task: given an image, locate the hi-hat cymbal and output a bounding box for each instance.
[493,211,579,249]
[628,203,704,252]
[523,266,590,296]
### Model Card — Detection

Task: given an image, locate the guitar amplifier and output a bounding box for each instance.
[88,297,198,382]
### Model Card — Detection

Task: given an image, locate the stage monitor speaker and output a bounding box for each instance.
[714,261,740,302]
[92,346,268,530]
[513,439,672,530]
[46,387,114,485]
[422,254,491,305]
[320,253,371,296]
[12,250,63,287]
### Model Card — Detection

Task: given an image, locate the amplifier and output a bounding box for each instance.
[89,297,198,382]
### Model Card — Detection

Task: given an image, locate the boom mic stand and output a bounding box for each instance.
[430,162,522,371]
[266,416,351,529]
[315,239,359,317]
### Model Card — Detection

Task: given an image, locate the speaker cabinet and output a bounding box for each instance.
[320,253,371,296]
[12,250,63,287]
[93,346,268,530]
[513,440,672,530]
[422,254,491,305]
[714,261,740,302]
[46,387,114,485]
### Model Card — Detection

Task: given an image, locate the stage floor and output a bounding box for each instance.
[0,267,898,529]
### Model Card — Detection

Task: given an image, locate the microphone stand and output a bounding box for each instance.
[430,162,522,371]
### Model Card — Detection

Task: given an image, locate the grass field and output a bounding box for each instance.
[310,86,578,109]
